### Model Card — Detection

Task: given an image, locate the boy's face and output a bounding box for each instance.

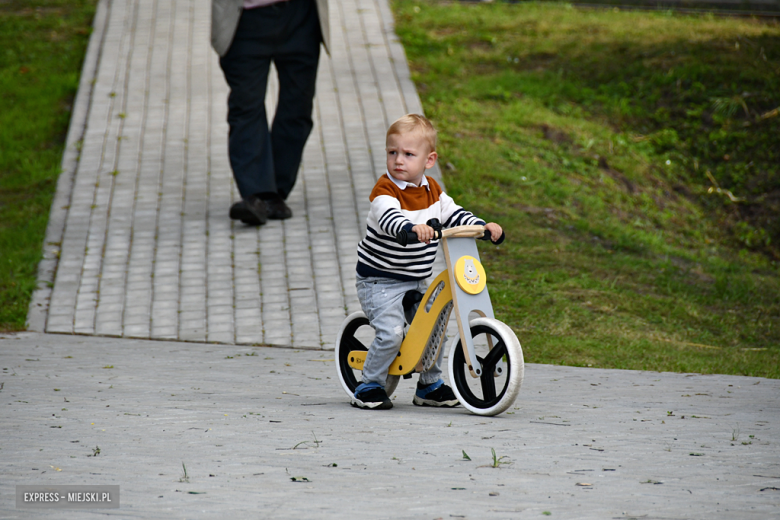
[385,131,437,187]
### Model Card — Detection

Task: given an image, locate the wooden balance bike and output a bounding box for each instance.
[336,221,524,416]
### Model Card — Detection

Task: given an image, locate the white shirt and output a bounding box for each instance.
[386,171,431,191]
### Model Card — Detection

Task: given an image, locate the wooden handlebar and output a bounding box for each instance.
[441,225,486,239]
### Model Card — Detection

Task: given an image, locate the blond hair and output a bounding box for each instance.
[386,114,437,152]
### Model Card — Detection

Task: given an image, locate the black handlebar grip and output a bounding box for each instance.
[479,229,506,245]
[395,228,442,246]
[395,229,416,246]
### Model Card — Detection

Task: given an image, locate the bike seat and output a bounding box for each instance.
[402,290,424,324]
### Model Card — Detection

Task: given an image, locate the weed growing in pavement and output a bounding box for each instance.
[179,462,190,483]
[489,448,511,468]
[292,431,322,450]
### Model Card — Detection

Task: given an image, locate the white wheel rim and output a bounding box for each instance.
[448,317,524,416]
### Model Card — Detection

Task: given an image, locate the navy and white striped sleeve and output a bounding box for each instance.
[439,191,485,228]
[372,194,414,236]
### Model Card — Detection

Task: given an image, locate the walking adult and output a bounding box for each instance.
[211,0,330,224]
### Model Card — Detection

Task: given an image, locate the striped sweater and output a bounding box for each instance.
[356,173,485,281]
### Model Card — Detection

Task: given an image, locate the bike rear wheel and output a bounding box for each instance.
[448,317,523,416]
[335,311,400,399]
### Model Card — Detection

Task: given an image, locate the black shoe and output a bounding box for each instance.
[264,196,292,220]
[229,196,268,226]
[413,382,460,408]
[352,387,393,410]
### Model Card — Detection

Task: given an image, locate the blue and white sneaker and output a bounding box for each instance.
[413,379,460,408]
[352,383,393,410]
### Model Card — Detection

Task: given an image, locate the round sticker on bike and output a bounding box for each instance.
[454,256,487,295]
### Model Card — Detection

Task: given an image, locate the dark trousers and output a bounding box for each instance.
[219,0,321,200]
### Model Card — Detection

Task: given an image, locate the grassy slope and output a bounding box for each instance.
[0,0,97,330]
[392,1,780,377]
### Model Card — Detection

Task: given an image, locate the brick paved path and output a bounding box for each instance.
[28,0,441,349]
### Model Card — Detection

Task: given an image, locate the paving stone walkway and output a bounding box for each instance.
[28,0,439,349]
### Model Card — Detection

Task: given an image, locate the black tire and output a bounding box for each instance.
[448,318,523,416]
[335,312,399,399]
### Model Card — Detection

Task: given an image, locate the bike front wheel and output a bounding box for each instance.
[448,318,523,416]
[335,311,400,399]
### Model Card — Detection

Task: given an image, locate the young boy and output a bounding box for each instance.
[353,114,503,410]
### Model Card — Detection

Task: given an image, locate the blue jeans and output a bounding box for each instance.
[356,276,444,387]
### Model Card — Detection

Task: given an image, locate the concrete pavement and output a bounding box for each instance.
[2,332,779,518]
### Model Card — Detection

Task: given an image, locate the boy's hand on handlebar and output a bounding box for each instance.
[411,224,435,244]
[484,222,503,242]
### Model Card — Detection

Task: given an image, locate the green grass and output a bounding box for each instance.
[392,0,780,378]
[0,0,97,330]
